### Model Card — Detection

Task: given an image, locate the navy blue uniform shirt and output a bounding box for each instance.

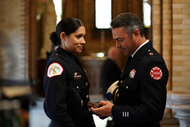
[112,41,169,127]
[44,47,95,127]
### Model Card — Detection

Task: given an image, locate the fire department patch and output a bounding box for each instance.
[129,69,136,78]
[47,63,63,78]
[150,66,162,80]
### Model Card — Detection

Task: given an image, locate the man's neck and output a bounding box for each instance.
[131,39,149,57]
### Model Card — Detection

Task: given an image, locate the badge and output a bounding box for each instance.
[150,66,162,80]
[129,69,136,78]
[74,72,81,79]
[47,63,63,78]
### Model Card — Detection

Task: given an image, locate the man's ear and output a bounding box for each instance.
[132,29,140,38]
[60,32,66,41]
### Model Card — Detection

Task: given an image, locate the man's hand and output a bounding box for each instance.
[87,102,99,108]
[90,101,113,117]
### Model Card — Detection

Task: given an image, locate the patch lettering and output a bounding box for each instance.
[150,66,162,80]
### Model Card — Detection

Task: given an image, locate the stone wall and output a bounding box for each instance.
[152,0,190,91]
[0,0,28,83]
[152,1,190,124]
[172,0,190,90]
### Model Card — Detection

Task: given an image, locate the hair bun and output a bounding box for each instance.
[50,32,60,46]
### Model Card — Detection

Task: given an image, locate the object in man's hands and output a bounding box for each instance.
[106,80,119,103]
[87,102,100,108]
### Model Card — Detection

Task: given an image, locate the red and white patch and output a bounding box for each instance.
[150,66,162,80]
[47,62,63,78]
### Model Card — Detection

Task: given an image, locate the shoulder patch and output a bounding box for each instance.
[150,66,162,80]
[47,62,64,78]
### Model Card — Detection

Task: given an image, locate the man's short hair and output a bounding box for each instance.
[110,13,144,37]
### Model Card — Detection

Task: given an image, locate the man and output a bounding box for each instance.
[91,13,169,127]
[101,46,122,99]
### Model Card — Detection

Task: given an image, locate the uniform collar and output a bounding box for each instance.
[131,40,149,58]
[121,41,152,79]
[132,40,152,59]
[56,47,84,71]
[125,41,152,70]
[56,47,77,62]
[57,47,73,57]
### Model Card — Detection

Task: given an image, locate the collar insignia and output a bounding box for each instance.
[149,52,154,55]
[129,69,136,78]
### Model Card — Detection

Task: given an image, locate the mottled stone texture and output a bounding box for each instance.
[0,0,28,82]
[172,0,190,91]
[152,0,190,124]
[152,0,190,91]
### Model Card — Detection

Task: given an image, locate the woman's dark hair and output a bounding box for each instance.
[50,17,83,46]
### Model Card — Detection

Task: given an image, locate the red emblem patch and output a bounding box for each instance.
[150,66,162,80]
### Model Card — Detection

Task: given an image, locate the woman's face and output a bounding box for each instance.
[63,26,86,54]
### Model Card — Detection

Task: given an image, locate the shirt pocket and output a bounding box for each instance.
[66,86,82,117]
[120,76,137,91]
[69,80,82,92]
[118,76,138,104]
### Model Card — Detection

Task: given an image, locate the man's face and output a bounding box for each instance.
[112,27,133,56]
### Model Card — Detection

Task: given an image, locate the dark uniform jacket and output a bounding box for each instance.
[101,58,121,98]
[44,47,95,127]
[112,41,169,127]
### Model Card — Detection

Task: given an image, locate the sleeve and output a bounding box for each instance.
[44,62,76,127]
[112,60,169,124]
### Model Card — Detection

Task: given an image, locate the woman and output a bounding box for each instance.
[43,17,95,127]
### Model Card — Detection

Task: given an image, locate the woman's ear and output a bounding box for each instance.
[60,32,66,41]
